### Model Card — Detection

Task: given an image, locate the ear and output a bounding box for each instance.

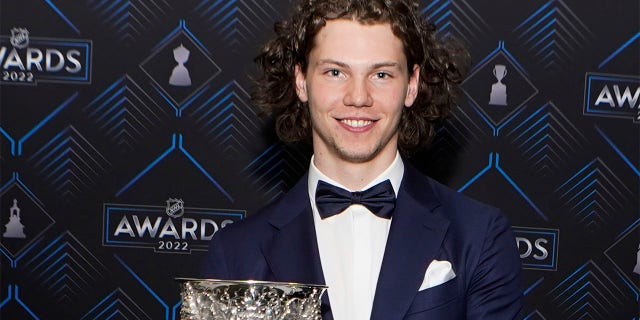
[294,64,308,102]
[404,64,420,107]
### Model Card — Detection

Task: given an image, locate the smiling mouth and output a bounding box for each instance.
[340,119,374,128]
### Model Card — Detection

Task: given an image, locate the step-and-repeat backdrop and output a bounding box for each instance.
[1,0,638,319]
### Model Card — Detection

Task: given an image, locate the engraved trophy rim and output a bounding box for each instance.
[175,277,328,289]
[176,277,327,319]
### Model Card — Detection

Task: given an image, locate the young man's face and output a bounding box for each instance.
[295,19,419,166]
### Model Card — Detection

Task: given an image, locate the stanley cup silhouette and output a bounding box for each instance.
[169,44,192,86]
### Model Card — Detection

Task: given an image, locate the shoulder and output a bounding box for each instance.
[429,177,501,218]
[403,165,509,238]
[431,177,509,236]
[213,197,280,243]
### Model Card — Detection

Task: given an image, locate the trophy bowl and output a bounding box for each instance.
[176,278,327,320]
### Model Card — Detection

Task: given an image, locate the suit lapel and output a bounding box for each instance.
[371,165,450,320]
[258,175,333,319]
[261,206,325,284]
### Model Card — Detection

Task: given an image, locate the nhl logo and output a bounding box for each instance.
[10,28,29,49]
[165,198,185,218]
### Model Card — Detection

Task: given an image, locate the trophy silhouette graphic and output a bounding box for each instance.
[169,44,192,86]
[489,64,507,106]
[3,199,26,238]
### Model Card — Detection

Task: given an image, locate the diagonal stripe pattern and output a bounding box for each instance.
[514,0,594,73]
[88,0,173,45]
[432,104,490,151]
[506,102,587,177]
[84,75,171,152]
[22,232,109,305]
[547,260,633,319]
[81,288,151,320]
[193,0,282,47]
[555,158,634,232]
[28,126,111,200]
[420,0,491,46]
[188,81,264,157]
[243,143,311,203]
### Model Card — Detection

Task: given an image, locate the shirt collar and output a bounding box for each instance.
[308,152,404,201]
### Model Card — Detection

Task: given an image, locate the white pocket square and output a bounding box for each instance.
[419,260,456,291]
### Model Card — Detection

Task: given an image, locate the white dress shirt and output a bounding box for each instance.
[308,153,404,320]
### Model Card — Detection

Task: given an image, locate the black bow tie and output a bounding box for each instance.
[315,180,396,219]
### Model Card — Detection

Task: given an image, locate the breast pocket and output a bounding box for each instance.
[406,275,464,315]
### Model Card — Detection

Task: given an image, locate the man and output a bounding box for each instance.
[201,0,523,319]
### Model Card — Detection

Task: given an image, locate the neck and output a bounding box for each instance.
[313,151,397,191]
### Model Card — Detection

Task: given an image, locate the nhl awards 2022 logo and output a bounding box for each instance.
[584,73,639,123]
[102,198,244,254]
[513,227,560,271]
[0,27,92,85]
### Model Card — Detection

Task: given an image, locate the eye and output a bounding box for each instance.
[375,71,390,79]
[324,69,342,78]
[327,69,341,77]
[323,68,346,80]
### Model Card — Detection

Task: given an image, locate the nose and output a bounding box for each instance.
[343,78,373,107]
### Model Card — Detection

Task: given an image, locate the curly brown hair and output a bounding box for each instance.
[252,0,470,155]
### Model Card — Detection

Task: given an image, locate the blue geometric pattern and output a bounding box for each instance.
[420,0,491,45]
[0,285,40,319]
[0,173,55,264]
[458,153,548,221]
[599,31,640,69]
[81,288,151,320]
[547,260,633,319]
[193,0,281,46]
[555,158,634,232]
[84,75,171,152]
[243,143,310,203]
[434,104,490,151]
[27,126,111,200]
[22,232,109,304]
[462,42,539,130]
[604,217,640,294]
[514,0,593,72]
[595,126,640,177]
[114,255,180,320]
[115,134,233,202]
[524,277,545,297]
[188,81,264,157]
[140,20,222,113]
[523,309,546,320]
[418,104,491,182]
[505,102,586,177]
[87,0,173,45]
[0,92,77,156]
[44,0,80,34]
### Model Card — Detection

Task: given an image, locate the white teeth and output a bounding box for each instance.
[341,119,372,128]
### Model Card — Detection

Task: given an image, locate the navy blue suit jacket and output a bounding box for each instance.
[201,164,523,319]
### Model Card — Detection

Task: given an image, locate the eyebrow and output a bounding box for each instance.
[316,59,348,68]
[371,62,402,69]
[316,59,402,70]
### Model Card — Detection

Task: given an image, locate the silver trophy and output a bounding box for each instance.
[176,278,327,320]
[488,64,508,106]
